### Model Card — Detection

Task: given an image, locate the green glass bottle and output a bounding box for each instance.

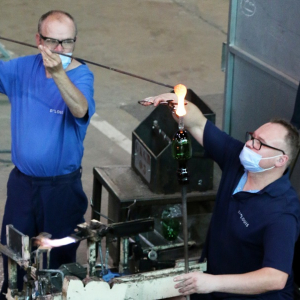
[172,129,192,161]
[172,129,192,184]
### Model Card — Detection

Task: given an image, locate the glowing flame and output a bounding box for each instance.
[38,237,76,248]
[174,84,187,117]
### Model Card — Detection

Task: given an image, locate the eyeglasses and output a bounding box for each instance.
[39,33,76,50]
[245,132,285,155]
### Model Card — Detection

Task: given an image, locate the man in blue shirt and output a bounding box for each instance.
[0,10,95,298]
[151,93,300,299]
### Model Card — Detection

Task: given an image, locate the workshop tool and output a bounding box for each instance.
[172,84,192,300]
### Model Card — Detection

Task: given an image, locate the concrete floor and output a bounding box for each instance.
[0,0,229,271]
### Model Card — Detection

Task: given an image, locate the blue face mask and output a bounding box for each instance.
[59,53,72,69]
[239,146,282,173]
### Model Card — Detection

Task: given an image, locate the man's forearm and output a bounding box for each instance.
[175,267,288,296]
[52,70,88,118]
[182,101,207,146]
[211,267,288,295]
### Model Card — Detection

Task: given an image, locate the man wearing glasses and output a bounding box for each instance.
[0,10,95,298]
[150,93,300,299]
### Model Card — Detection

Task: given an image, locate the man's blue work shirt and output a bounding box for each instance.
[199,121,300,299]
[0,54,95,176]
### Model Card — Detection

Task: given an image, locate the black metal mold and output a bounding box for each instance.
[131,89,215,194]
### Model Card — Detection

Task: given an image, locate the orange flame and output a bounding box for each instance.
[174,84,187,116]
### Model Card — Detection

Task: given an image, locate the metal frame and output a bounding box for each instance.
[223,0,299,134]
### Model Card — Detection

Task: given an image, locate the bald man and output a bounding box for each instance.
[0,10,95,297]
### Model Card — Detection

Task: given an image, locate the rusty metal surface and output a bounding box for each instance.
[0,244,29,269]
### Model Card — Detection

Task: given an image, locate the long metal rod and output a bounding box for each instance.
[181,184,190,300]
[0,36,174,89]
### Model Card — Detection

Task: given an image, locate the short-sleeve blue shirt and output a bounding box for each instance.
[0,54,95,176]
[200,121,300,299]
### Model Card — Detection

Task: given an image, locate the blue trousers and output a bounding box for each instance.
[0,167,88,298]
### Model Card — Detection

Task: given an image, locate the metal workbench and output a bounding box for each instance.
[91,165,218,267]
[92,165,217,223]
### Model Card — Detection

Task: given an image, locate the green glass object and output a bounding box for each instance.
[161,206,181,241]
[172,129,192,160]
[161,218,180,241]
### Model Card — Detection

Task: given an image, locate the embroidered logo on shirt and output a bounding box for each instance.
[238,210,249,227]
[50,109,64,115]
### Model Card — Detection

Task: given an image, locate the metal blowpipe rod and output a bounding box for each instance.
[181,185,190,300]
[179,118,190,300]
[0,36,174,89]
[178,116,184,131]
[172,83,191,299]
[178,119,189,274]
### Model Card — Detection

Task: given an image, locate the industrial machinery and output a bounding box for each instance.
[0,86,213,300]
[0,219,206,300]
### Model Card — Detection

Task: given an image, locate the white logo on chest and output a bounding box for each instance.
[238,210,249,227]
[50,109,64,115]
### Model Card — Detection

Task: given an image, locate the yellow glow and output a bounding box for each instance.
[174,84,187,116]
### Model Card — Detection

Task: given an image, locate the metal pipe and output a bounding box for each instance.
[119,237,129,274]
[98,239,105,275]
[87,240,96,277]
[181,185,189,272]
[174,110,191,299]
[181,185,190,300]
[0,36,174,89]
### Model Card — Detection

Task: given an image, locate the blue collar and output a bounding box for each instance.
[233,168,291,197]
[233,171,259,194]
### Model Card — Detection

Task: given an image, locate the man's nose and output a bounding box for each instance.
[245,140,253,148]
[55,43,64,52]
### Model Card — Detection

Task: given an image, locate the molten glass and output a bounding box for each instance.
[174,84,187,117]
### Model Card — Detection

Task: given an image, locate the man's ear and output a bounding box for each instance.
[276,155,289,167]
[35,33,41,47]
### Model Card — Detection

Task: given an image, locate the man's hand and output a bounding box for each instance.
[174,271,214,296]
[173,267,288,296]
[38,44,88,118]
[143,92,207,146]
[38,45,64,77]
[152,92,178,106]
